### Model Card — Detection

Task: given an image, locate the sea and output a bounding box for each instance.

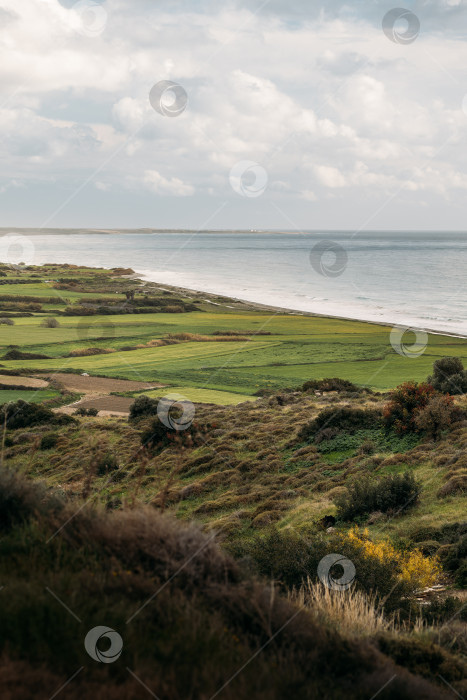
[2,229,466,336]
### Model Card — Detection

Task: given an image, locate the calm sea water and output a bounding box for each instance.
[3,230,467,336]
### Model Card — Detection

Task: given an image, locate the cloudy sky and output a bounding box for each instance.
[1,0,467,230]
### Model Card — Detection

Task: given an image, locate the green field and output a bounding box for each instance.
[0,389,59,403]
[1,266,466,396]
[2,311,467,393]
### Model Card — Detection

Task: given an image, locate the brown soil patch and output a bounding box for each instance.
[56,395,135,416]
[37,373,163,395]
[0,375,49,389]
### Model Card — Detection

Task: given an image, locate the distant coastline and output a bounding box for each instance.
[3,228,467,235]
[135,274,467,341]
[3,230,466,337]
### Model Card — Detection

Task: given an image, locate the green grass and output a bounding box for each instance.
[2,310,467,392]
[0,389,59,403]
[1,265,467,395]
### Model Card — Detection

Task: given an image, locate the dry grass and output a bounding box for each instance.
[164,332,250,342]
[291,578,395,638]
[67,347,115,357]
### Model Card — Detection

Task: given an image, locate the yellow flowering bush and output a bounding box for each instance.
[342,527,440,590]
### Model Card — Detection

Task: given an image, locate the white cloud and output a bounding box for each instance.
[143,170,194,196]
[0,0,467,227]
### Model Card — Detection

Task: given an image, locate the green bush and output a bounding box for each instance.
[40,317,60,328]
[0,400,54,430]
[302,377,362,393]
[94,452,119,476]
[40,434,59,450]
[428,356,467,395]
[74,407,99,417]
[298,407,381,443]
[334,472,420,521]
[0,401,74,430]
[129,394,159,422]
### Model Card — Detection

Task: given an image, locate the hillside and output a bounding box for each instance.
[2,379,467,697]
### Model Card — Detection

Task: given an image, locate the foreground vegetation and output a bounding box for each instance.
[0,466,464,699]
[0,263,466,697]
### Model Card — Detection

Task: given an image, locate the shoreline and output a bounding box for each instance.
[132,272,467,341]
[4,227,467,235]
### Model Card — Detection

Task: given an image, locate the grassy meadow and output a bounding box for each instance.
[0,266,466,397]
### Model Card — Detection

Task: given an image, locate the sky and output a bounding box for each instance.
[1,0,467,230]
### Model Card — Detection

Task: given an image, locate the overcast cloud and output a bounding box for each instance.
[1,0,467,230]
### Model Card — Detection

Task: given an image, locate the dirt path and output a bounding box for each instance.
[56,394,135,416]
[35,372,163,395]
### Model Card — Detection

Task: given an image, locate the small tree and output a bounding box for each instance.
[414,394,460,440]
[383,382,435,435]
[41,317,60,328]
[428,357,467,395]
[0,318,14,326]
[129,395,159,422]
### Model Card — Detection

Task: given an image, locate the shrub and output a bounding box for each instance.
[93,451,119,476]
[67,348,113,357]
[0,400,54,430]
[2,349,51,360]
[428,356,467,395]
[0,400,74,429]
[141,415,183,451]
[335,472,421,521]
[382,382,436,435]
[234,525,438,609]
[74,407,99,417]
[41,317,60,328]
[141,413,210,453]
[40,433,59,450]
[414,394,460,440]
[298,407,381,443]
[129,395,159,422]
[0,318,13,325]
[302,377,361,393]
